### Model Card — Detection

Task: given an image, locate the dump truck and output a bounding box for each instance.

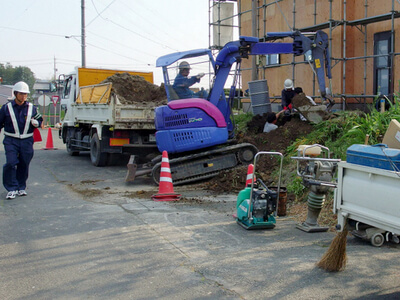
[59,67,163,167]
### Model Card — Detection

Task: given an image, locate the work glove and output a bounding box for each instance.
[31,119,39,128]
[283,106,291,116]
[196,73,205,79]
[288,103,293,110]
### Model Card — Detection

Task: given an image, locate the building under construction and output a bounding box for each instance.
[209,0,400,111]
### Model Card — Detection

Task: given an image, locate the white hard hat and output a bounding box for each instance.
[284,79,293,89]
[179,61,191,70]
[13,81,30,94]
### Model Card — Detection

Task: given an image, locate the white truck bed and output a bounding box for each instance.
[71,83,156,130]
[334,161,400,235]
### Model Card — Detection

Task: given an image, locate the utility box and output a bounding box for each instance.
[248,80,271,115]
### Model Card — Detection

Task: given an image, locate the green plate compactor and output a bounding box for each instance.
[236,151,284,230]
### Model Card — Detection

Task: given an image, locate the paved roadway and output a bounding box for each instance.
[0,128,399,299]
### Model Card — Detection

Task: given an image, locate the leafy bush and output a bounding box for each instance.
[233,112,254,133]
[288,94,400,159]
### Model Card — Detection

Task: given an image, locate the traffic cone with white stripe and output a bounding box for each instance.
[245,164,256,187]
[42,128,58,150]
[151,151,181,201]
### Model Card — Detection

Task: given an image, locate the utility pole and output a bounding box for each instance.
[81,0,86,68]
[53,56,57,80]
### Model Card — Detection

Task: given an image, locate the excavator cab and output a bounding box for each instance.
[156,49,214,103]
[155,48,236,154]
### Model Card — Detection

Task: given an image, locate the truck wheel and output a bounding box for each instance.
[66,139,79,156]
[90,133,108,167]
[371,233,384,247]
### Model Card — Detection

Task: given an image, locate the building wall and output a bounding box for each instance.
[236,0,399,108]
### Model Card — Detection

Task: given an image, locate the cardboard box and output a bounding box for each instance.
[382,119,400,149]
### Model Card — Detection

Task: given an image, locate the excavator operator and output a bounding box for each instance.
[173,61,207,99]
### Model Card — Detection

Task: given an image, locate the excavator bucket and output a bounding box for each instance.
[295,104,329,124]
[291,93,331,124]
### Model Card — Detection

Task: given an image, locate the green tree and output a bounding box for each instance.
[0,63,36,92]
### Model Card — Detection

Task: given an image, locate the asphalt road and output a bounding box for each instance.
[0,128,399,299]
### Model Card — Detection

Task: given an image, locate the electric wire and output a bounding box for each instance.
[87,0,117,27]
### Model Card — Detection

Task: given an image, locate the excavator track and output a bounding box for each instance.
[151,143,258,185]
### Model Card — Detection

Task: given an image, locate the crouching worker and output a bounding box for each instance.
[0,81,43,199]
[263,110,284,133]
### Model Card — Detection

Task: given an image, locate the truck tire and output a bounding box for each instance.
[66,139,79,156]
[90,133,108,167]
[371,232,384,247]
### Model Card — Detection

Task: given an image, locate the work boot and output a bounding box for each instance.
[6,191,17,200]
[18,190,28,196]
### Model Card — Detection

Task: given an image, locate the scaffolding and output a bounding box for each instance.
[210,0,400,111]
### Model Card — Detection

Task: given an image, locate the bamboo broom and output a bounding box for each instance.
[317,134,370,272]
[317,224,348,272]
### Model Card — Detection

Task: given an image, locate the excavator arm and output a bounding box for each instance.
[266,30,335,122]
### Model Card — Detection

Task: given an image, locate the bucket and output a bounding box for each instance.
[271,187,287,217]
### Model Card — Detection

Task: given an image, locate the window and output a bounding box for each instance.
[266,54,279,65]
[374,31,392,95]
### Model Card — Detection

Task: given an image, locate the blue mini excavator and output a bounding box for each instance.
[135,31,333,185]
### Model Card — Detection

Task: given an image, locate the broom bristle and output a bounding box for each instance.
[317,226,348,272]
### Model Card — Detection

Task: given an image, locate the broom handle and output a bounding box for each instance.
[364,134,369,145]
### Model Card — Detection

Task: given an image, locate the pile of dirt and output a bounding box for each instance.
[291,93,330,122]
[205,115,314,194]
[101,72,167,106]
[292,93,312,107]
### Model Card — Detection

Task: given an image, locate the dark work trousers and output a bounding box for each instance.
[3,136,34,192]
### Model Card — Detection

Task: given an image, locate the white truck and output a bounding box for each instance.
[59,67,162,167]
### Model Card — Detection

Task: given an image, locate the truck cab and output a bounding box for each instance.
[60,72,77,127]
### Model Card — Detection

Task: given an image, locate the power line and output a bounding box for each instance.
[85,41,153,66]
[88,13,179,52]
[0,26,67,37]
[87,0,117,27]
[87,30,158,59]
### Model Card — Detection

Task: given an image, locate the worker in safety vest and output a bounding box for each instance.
[0,81,43,199]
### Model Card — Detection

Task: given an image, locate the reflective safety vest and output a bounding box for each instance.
[4,102,34,139]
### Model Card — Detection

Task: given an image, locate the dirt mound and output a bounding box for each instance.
[292,93,312,107]
[102,72,167,106]
[205,116,314,193]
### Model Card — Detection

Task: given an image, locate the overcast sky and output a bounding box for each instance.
[0,0,215,85]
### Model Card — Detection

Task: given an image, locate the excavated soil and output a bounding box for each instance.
[291,93,330,122]
[292,92,312,107]
[101,72,167,106]
[204,115,314,196]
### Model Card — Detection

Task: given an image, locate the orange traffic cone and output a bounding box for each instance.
[245,164,256,187]
[151,151,181,201]
[42,128,58,150]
